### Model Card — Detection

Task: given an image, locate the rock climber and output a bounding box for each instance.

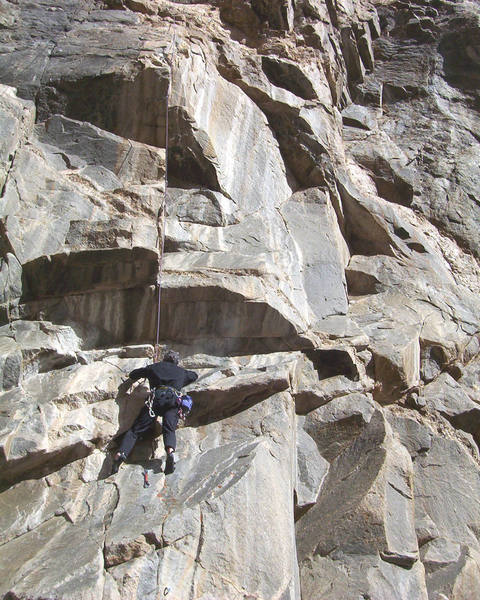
[111,349,198,475]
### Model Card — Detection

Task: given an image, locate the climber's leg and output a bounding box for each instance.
[111,406,156,473]
[162,408,179,474]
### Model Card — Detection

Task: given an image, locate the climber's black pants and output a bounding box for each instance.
[117,390,180,458]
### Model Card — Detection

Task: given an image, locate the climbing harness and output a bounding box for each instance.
[144,385,182,418]
[154,29,178,363]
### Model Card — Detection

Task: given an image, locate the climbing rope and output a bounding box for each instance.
[154,30,177,362]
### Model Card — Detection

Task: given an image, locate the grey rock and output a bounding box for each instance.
[416,514,441,548]
[423,373,480,445]
[153,195,327,351]
[167,187,239,227]
[421,537,463,573]
[425,545,480,600]
[0,252,22,308]
[297,411,423,598]
[386,411,432,459]
[458,356,480,404]
[220,0,294,31]
[22,247,158,301]
[420,342,451,383]
[300,553,428,600]
[342,103,378,130]
[414,431,480,550]
[372,326,421,403]
[301,392,376,461]
[0,84,35,190]
[0,356,146,486]
[170,49,292,212]
[1,114,163,266]
[217,41,336,186]
[280,188,349,326]
[262,55,326,101]
[292,349,369,415]
[0,320,80,391]
[295,425,329,510]
[341,26,366,86]
[0,467,117,600]
[36,115,166,185]
[187,358,293,424]
[106,391,299,599]
[107,551,159,600]
[17,285,160,350]
[297,411,419,562]
[345,132,417,207]
[368,6,480,257]
[0,1,480,598]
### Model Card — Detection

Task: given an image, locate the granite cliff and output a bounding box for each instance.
[0,0,479,598]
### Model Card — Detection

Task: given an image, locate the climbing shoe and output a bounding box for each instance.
[111,460,121,475]
[111,452,125,475]
[165,453,176,475]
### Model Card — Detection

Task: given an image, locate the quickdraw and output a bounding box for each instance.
[143,468,150,488]
[145,391,155,418]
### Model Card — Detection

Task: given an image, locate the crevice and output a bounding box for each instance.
[387,480,413,501]
[428,214,480,261]
[0,440,96,493]
[36,66,171,151]
[215,59,324,190]
[304,348,359,381]
[34,39,58,112]
[167,517,265,600]
[0,512,71,550]
[0,218,16,259]
[0,147,19,201]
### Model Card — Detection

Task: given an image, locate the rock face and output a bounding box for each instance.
[0,0,479,599]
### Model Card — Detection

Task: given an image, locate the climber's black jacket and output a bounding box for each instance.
[129,360,198,391]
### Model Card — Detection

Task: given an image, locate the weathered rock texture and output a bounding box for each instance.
[0,0,479,598]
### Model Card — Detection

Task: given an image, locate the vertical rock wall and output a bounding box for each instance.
[0,0,479,598]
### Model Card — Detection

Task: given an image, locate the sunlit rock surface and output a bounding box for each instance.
[0,0,479,598]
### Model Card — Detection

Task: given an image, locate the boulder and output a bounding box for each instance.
[187,358,293,424]
[342,103,378,130]
[261,55,328,101]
